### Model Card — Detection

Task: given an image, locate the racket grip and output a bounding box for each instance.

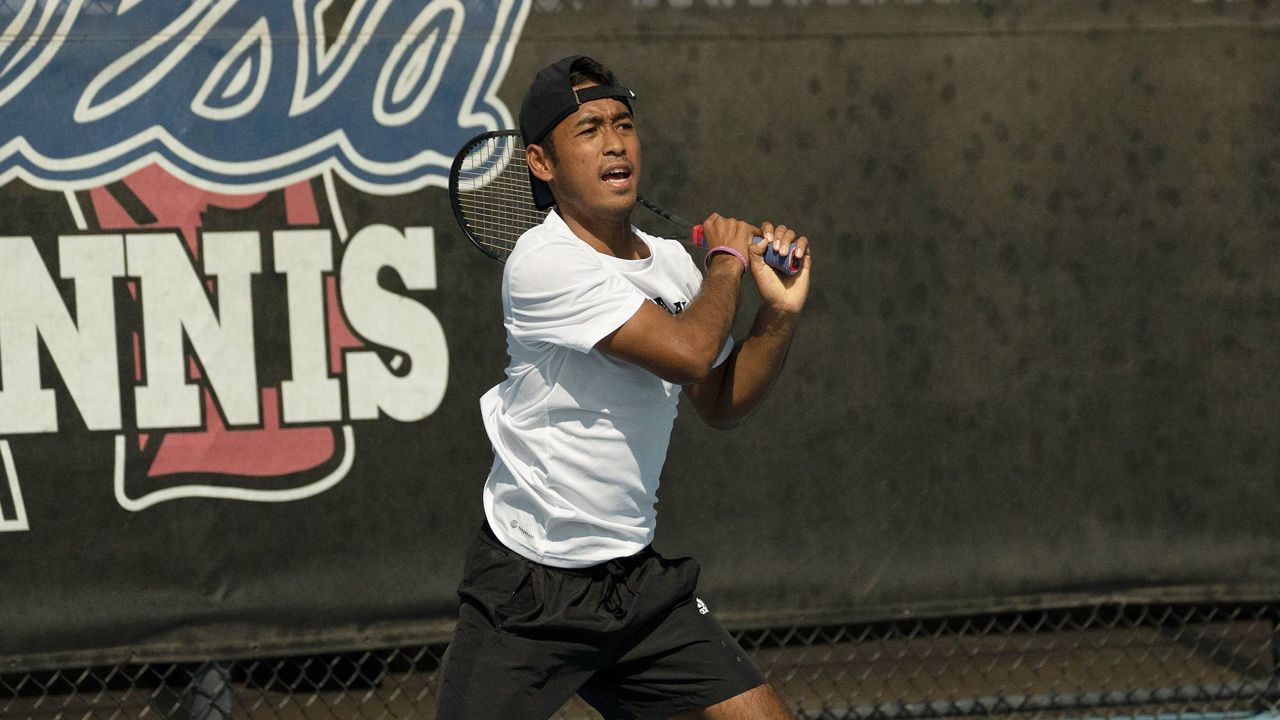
[690,225,801,275]
[758,237,802,275]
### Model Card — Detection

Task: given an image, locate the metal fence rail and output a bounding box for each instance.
[3,602,1277,719]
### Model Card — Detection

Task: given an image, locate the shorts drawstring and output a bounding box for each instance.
[601,559,632,619]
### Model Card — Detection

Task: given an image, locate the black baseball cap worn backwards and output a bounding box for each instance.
[520,55,637,210]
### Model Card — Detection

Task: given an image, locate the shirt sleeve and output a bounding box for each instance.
[712,335,735,368]
[506,234,647,353]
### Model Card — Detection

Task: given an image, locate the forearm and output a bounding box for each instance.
[686,218,811,428]
[697,303,800,428]
[596,254,744,385]
[675,255,745,365]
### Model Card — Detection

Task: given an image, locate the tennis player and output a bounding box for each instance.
[436,55,811,719]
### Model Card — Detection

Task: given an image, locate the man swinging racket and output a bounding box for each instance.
[437,55,812,720]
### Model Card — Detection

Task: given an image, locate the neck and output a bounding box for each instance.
[556,205,645,260]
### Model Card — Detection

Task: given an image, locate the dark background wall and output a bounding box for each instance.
[498,0,1280,624]
[2,0,1278,670]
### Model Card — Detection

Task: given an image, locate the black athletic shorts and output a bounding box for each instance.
[435,521,767,720]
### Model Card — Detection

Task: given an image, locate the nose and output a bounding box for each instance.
[602,126,626,156]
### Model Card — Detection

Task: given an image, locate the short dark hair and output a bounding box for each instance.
[540,57,617,165]
[569,56,615,87]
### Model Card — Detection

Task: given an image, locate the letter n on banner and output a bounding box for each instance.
[0,441,29,532]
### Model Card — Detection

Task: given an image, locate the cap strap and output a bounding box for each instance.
[573,84,636,105]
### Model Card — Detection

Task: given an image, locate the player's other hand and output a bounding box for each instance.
[701,213,757,273]
[751,221,811,315]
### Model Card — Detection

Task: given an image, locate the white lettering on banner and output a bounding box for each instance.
[75,0,240,124]
[372,0,463,127]
[0,1,528,193]
[0,235,126,434]
[0,441,30,533]
[191,17,273,121]
[131,231,262,430]
[0,226,446,434]
[342,225,448,422]
[0,0,85,110]
[276,229,342,424]
[290,0,396,117]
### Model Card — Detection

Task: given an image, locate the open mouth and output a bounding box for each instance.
[601,166,633,187]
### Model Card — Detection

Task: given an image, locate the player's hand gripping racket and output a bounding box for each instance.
[448,130,802,274]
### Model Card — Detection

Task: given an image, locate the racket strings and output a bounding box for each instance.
[454,136,544,259]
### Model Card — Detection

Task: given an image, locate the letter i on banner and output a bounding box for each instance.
[0,441,30,532]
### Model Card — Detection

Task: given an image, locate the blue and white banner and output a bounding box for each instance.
[0,0,525,193]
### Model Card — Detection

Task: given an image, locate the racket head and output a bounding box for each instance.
[448,130,544,263]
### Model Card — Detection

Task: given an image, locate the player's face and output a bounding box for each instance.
[543,90,640,221]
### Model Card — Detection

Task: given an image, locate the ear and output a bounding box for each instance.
[526,143,555,183]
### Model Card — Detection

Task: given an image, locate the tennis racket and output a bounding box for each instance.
[448,130,801,274]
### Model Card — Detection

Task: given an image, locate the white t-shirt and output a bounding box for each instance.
[480,210,733,568]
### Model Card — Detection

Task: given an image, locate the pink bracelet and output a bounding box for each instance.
[704,245,748,275]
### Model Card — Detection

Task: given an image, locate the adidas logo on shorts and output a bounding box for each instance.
[696,598,709,615]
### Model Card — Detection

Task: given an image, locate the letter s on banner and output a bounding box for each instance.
[341,225,447,422]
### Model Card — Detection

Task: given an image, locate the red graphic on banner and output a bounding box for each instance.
[87,165,356,482]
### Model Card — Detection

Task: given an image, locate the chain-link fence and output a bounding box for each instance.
[4,602,1278,719]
